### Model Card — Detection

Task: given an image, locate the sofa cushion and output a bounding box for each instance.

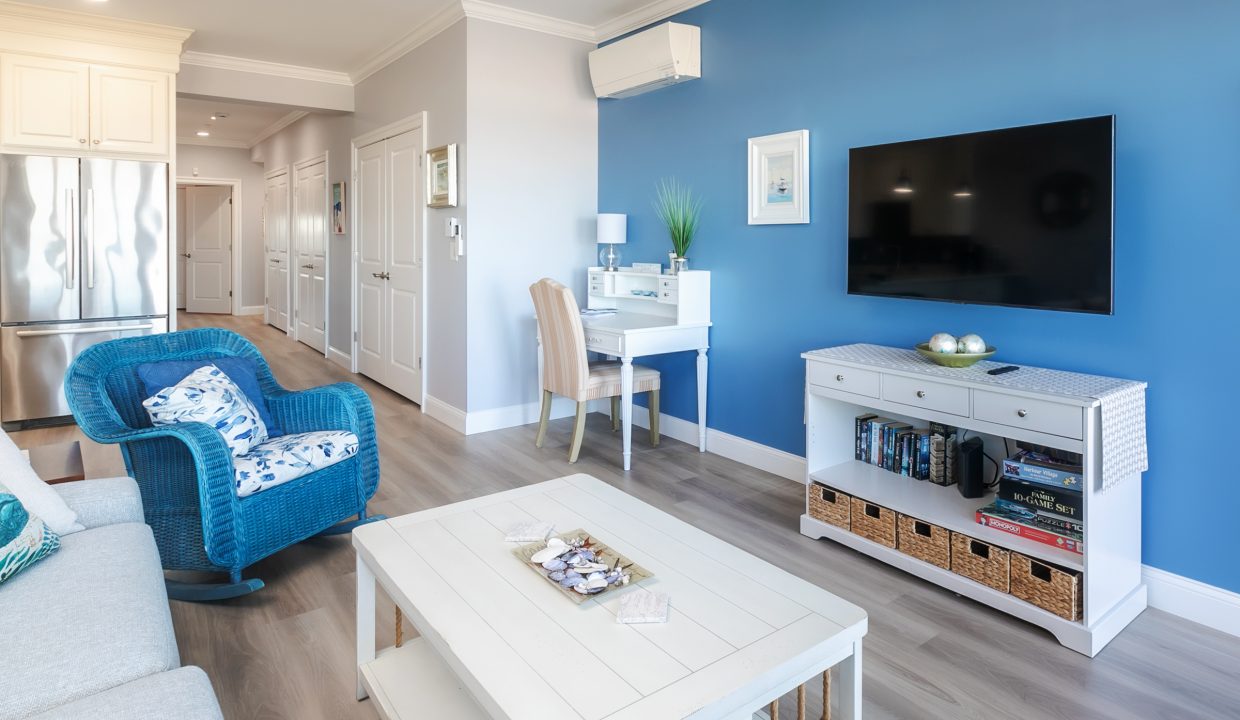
[0,483,59,585]
[142,364,268,457]
[52,477,144,530]
[0,522,179,719]
[27,666,223,720]
[137,357,280,436]
[234,430,359,498]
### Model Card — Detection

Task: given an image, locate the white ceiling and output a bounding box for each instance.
[18,0,691,73]
[176,97,299,147]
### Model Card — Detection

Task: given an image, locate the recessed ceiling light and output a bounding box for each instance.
[210,115,217,121]
[196,131,210,137]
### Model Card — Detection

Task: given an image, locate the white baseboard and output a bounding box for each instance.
[327,345,352,370]
[1143,565,1240,638]
[625,409,807,483]
[465,396,580,435]
[423,395,467,434]
[238,305,265,316]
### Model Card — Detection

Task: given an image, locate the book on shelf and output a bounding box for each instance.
[997,478,1082,524]
[855,414,877,461]
[853,415,931,480]
[929,422,958,486]
[1002,449,1083,491]
[994,499,1083,535]
[976,502,1084,555]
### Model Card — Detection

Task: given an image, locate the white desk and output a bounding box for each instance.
[354,474,868,719]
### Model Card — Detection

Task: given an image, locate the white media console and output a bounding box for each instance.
[800,344,1148,656]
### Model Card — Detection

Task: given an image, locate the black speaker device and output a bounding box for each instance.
[957,437,987,499]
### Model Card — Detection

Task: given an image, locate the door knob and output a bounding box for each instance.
[302,264,314,269]
[180,253,191,259]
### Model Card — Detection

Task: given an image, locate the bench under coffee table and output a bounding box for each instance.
[353,473,867,719]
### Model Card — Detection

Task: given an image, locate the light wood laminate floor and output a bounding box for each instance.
[11,312,1240,720]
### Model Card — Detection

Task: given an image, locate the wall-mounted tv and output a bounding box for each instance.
[847,116,1114,314]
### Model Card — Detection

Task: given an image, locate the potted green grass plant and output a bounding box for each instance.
[653,178,703,274]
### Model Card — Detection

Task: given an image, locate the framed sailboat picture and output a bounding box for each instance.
[426,144,458,208]
[331,181,346,234]
[748,130,809,224]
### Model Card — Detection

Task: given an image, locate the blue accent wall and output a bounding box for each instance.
[599,0,1240,593]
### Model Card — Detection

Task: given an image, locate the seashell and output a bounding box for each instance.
[620,574,630,585]
[586,577,608,590]
[558,572,583,587]
[542,558,568,571]
[576,562,608,573]
[577,549,596,562]
[548,570,566,581]
[573,583,591,594]
[530,538,568,564]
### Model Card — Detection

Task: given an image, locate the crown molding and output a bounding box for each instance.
[249,111,310,147]
[595,0,711,42]
[350,1,465,84]
[461,0,594,43]
[176,135,250,150]
[180,51,352,86]
[0,0,192,45]
[0,0,190,71]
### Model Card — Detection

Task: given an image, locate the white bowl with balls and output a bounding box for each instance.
[915,333,996,367]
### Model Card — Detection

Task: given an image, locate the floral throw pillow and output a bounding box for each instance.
[143,364,269,457]
[0,482,60,585]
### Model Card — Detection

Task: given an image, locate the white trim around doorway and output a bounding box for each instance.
[175,176,244,316]
[350,112,429,408]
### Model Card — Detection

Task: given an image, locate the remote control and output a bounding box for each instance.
[987,365,1019,376]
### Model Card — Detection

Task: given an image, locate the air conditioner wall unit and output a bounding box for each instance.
[589,22,701,99]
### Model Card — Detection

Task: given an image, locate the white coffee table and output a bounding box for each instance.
[353,474,867,719]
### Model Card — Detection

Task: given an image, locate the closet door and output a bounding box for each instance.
[355,140,387,384]
[183,185,233,314]
[293,158,327,353]
[264,170,290,331]
[383,129,424,402]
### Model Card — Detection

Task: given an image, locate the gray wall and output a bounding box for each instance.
[465,20,597,414]
[174,144,267,309]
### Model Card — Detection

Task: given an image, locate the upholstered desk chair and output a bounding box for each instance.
[64,328,382,601]
[530,278,660,463]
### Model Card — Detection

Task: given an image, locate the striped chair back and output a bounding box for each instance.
[529,278,590,401]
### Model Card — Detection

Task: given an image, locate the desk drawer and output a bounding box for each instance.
[584,330,623,355]
[973,390,1083,440]
[659,277,678,292]
[807,361,880,399]
[589,282,605,296]
[657,288,678,305]
[589,272,605,285]
[882,375,970,417]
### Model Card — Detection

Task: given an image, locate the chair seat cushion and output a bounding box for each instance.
[137,357,281,435]
[142,364,269,457]
[0,522,179,719]
[583,362,660,401]
[234,430,360,498]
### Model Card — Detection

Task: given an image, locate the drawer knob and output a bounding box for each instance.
[1017,409,1028,418]
[916,390,927,399]
[835,374,844,382]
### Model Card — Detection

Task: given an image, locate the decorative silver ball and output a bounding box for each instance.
[958,333,987,354]
[928,333,958,354]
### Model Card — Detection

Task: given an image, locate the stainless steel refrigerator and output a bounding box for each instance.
[0,154,168,424]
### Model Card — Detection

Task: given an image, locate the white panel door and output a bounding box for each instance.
[293,159,327,353]
[184,185,232,314]
[0,54,90,152]
[265,170,290,331]
[385,129,424,402]
[88,64,170,157]
[175,186,187,309]
[356,141,387,384]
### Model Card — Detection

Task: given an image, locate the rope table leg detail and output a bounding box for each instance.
[765,671,830,720]
[395,606,403,648]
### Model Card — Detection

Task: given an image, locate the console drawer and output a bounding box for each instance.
[882,375,970,417]
[584,330,622,355]
[807,361,880,399]
[973,390,1083,440]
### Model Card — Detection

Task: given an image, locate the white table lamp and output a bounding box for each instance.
[597,213,627,271]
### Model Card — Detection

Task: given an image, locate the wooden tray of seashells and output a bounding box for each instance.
[513,529,652,604]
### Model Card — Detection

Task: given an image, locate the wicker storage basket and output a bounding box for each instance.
[808,483,851,529]
[1011,553,1083,621]
[950,532,1010,592]
[897,514,951,569]
[849,497,896,548]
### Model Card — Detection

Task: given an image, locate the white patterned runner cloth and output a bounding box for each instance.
[806,344,1148,492]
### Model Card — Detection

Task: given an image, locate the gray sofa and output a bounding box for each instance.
[0,477,224,720]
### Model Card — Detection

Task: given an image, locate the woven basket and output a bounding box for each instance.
[808,483,850,529]
[950,532,1010,592]
[1011,553,1083,621]
[897,514,951,570]
[850,498,896,548]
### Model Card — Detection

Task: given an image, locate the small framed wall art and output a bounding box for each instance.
[748,129,809,224]
[426,143,458,208]
[331,181,346,234]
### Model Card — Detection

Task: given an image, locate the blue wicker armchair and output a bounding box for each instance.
[64,328,382,600]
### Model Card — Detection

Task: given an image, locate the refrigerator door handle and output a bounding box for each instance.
[65,188,75,290]
[14,323,155,338]
[85,188,96,289]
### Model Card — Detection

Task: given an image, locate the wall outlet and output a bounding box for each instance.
[446,217,463,259]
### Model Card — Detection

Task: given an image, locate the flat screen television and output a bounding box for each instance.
[847,116,1114,314]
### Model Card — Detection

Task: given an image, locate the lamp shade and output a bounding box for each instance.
[597,213,627,245]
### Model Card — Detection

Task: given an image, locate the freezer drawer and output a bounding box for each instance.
[1,318,166,423]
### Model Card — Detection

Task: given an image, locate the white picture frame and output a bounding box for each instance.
[748,129,809,225]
